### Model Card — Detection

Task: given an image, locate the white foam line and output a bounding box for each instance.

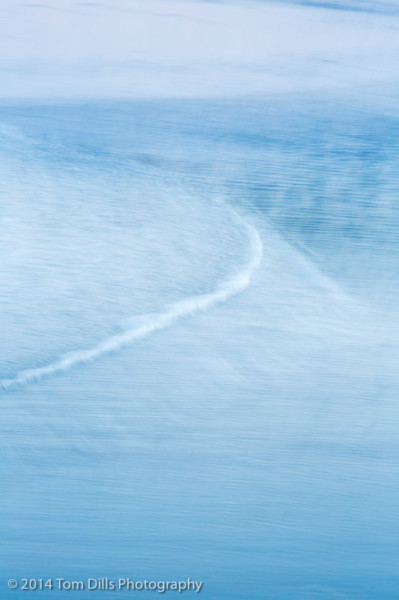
[1,213,263,391]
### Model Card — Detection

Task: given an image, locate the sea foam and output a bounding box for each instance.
[1,209,262,391]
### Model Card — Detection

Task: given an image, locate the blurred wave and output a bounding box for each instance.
[1,208,262,390]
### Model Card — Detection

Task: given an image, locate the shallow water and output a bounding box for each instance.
[1,97,399,599]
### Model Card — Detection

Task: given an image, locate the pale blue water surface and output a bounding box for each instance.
[1,92,399,599]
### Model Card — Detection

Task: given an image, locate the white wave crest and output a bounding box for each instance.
[1,213,262,391]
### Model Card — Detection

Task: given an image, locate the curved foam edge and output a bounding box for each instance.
[0,210,263,391]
